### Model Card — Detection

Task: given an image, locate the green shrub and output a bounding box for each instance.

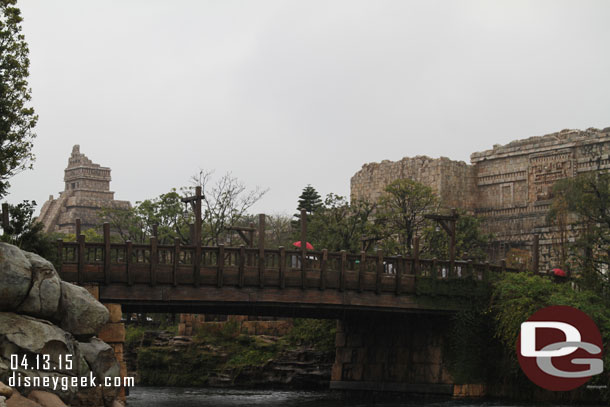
[286,318,336,352]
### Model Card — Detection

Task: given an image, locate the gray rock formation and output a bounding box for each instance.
[17,253,61,320]
[0,244,32,311]
[0,243,120,407]
[79,338,120,383]
[58,282,109,338]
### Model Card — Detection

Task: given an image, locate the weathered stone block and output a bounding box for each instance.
[363,363,384,381]
[104,304,122,323]
[331,363,343,381]
[335,347,352,364]
[343,364,363,381]
[98,323,125,344]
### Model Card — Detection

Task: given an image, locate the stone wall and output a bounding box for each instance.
[330,315,454,394]
[39,145,130,234]
[350,156,476,209]
[350,127,610,269]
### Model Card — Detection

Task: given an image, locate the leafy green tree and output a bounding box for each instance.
[307,193,378,253]
[550,172,610,290]
[0,0,37,198]
[0,200,57,262]
[377,179,438,256]
[265,213,294,248]
[100,190,191,244]
[421,210,491,261]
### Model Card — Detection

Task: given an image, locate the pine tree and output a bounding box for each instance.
[296,185,322,216]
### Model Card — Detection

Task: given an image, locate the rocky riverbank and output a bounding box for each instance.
[0,242,123,407]
[126,322,334,390]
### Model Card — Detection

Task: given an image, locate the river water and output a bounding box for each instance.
[126,387,595,407]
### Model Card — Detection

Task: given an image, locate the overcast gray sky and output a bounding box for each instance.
[6,0,610,215]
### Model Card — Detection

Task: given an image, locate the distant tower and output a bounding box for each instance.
[38,145,131,234]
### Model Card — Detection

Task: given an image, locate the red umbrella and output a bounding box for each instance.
[552,268,567,277]
[293,241,314,250]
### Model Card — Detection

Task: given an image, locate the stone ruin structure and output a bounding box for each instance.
[351,127,610,270]
[38,145,130,234]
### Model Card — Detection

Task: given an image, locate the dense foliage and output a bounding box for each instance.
[0,200,58,262]
[0,0,37,198]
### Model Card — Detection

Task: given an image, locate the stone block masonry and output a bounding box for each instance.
[350,127,610,270]
[83,285,127,402]
[330,315,454,394]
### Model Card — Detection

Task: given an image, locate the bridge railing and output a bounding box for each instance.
[56,229,520,296]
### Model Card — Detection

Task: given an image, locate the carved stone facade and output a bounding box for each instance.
[38,145,130,234]
[351,127,610,269]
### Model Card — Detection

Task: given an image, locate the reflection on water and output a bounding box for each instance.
[126,387,593,407]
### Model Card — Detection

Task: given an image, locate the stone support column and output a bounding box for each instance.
[330,314,454,395]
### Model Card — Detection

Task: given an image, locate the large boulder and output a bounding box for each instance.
[0,313,84,377]
[0,313,90,403]
[27,391,67,407]
[58,282,109,338]
[17,253,61,320]
[0,243,32,311]
[78,338,120,383]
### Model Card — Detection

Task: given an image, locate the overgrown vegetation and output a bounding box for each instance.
[285,319,336,353]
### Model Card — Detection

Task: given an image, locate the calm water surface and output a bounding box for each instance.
[126,387,598,407]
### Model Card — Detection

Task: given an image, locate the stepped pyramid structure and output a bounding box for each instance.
[38,145,131,234]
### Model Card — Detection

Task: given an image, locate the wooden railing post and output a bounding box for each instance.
[431,258,438,279]
[217,244,224,288]
[173,238,180,287]
[320,249,328,290]
[194,186,202,287]
[75,218,81,240]
[150,236,158,287]
[358,251,366,292]
[375,250,383,295]
[467,259,473,279]
[413,236,420,276]
[126,241,133,286]
[258,214,265,288]
[340,250,346,292]
[103,223,111,285]
[57,239,63,272]
[532,234,539,274]
[279,246,286,289]
[238,245,245,288]
[1,202,9,233]
[300,209,307,290]
[501,259,507,273]
[77,234,85,284]
[395,255,402,295]
[450,209,457,277]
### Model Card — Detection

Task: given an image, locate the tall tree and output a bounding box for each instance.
[550,172,610,290]
[190,170,268,246]
[296,185,322,215]
[377,178,438,256]
[307,194,378,253]
[0,0,37,198]
[421,210,491,261]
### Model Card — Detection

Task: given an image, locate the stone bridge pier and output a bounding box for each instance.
[330,313,455,395]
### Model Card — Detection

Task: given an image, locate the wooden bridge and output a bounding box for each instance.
[56,223,518,318]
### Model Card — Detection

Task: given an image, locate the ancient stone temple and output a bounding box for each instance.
[38,145,130,234]
[351,127,610,270]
